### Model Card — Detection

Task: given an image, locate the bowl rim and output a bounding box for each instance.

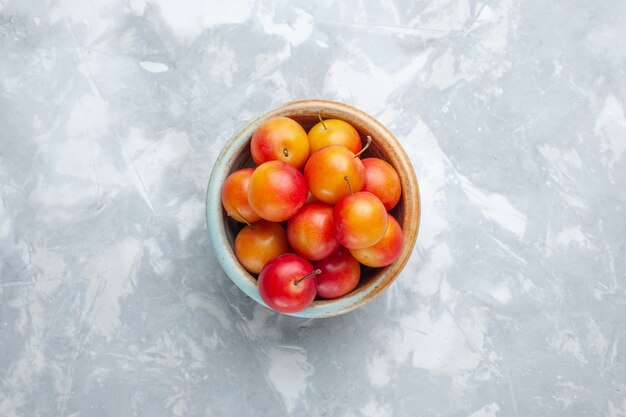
[206,99,420,318]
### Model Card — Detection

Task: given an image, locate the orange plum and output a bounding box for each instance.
[350,214,403,267]
[248,160,308,222]
[221,168,261,224]
[287,203,340,261]
[334,191,388,249]
[251,117,309,169]
[234,220,290,274]
[304,145,365,205]
[362,158,401,211]
[308,118,362,155]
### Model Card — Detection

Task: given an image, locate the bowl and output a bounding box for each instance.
[206,100,420,318]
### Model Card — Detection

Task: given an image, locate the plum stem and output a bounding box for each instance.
[354,135,372,158]
[283,148,289,157]
[227,212,254,229]
[318,111,327,130]
[344,176,353,195]
[294,269,322,286]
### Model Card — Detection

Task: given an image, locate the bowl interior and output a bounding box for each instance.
[220,104,416,309]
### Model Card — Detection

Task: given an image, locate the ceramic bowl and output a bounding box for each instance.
[206,100,420,318]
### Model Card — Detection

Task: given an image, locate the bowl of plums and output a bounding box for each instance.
[206,100,420,317]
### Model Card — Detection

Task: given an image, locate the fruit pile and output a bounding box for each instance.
[221,115,403,313]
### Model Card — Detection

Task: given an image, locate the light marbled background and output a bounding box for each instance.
[1,0,625,416]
